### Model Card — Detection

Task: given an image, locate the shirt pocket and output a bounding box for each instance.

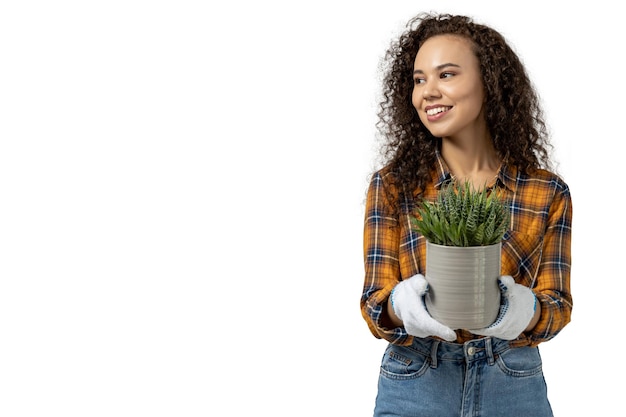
[501,230,543,287]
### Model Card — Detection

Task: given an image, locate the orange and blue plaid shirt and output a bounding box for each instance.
[361,153,573,347]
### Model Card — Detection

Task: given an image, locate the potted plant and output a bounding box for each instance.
[411,180,510,330]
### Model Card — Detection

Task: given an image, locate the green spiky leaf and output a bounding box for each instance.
[411,180,510,246]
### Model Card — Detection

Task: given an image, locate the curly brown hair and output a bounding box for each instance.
[376,12,553,203]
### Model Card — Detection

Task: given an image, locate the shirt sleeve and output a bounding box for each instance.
[360,171,412,346]
[525,179,573,347]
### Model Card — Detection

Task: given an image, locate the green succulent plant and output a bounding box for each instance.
[412,180,510,247]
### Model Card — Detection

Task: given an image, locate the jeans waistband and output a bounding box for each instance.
[410,337,511,368]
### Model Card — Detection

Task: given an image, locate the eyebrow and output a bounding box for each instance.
[413,63,461,75]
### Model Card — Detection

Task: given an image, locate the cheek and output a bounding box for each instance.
[412,89,424,118]
[456,87,485,117]
[460,85,485,108]
[411,88,420,109]
[469,96,486,120]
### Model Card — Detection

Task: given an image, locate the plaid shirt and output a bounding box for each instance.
[361,153,573,347]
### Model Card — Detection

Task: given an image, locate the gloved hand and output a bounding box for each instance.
[470,275,536,340]
[391,274,456,341]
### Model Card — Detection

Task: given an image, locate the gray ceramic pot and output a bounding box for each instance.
[424,241,501,330]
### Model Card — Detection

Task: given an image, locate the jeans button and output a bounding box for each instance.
[467,347,476,356]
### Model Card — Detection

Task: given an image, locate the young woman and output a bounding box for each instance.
[361,13,572,416]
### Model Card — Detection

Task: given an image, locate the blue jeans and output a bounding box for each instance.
[374,337,553,417]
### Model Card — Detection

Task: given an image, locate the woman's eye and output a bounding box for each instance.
[414,78,425,85]
[441,72,455,79]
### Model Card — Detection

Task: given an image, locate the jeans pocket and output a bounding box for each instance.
[379,345,430,380]
[495,346,543,377]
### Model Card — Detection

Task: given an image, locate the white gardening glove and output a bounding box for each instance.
[391,274,457,341]
[470,275,536,340]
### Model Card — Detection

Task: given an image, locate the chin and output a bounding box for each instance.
[425,128,448,138]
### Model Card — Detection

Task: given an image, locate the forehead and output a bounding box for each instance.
[414,34,478,69]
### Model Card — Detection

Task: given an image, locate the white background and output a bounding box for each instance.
[0,1,621,416]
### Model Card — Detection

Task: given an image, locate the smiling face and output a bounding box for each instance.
[412,35,487,140]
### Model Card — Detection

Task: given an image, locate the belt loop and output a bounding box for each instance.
[485,337,495,366]
[430,340,440,368]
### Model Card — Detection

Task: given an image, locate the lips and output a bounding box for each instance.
[425,106,452,116]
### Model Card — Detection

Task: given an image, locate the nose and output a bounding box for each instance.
[422,81,441,100]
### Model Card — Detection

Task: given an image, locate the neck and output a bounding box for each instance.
[441,136,500,189]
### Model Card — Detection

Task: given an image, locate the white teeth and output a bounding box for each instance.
[426,106,450,116]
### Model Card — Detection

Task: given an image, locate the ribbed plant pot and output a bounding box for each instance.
[425,241,501,330]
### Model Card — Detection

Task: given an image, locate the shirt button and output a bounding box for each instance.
[467,347,476,356]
